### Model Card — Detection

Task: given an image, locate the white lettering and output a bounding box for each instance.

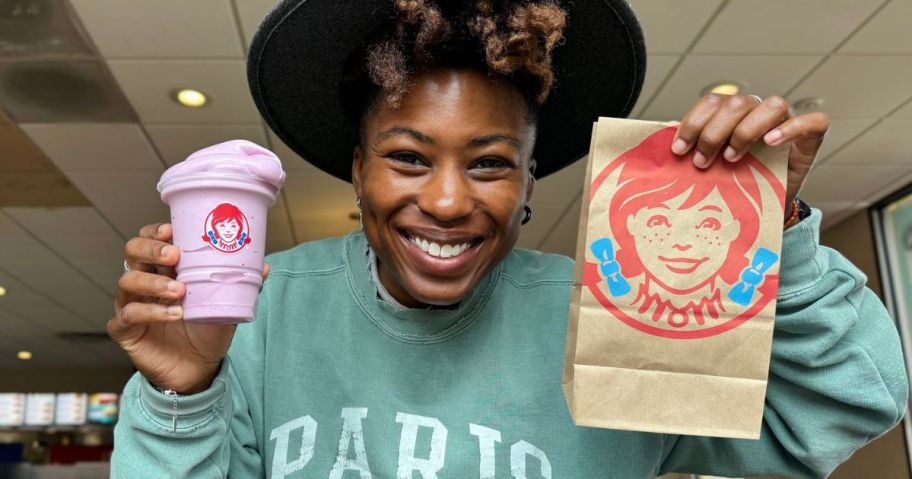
[329,408,372,479]
[395,412,448,479]
[510,440,552,479]
[269,415,317,479]
[469,423,501,479]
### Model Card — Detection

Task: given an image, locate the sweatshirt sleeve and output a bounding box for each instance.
[658,209,909,479]
[111,356,264,478]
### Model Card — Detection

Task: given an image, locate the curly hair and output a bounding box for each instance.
[341,0,567,127]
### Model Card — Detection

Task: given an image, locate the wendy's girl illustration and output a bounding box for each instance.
[586,126,786,338]
[202,203,251,253]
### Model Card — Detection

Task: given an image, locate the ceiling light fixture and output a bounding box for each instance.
[0,286,6,296]
[17,351,31,360]
[702,81,747,97]
[174,88,208,108]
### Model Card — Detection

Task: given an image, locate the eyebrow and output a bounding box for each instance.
[698,205,722,212]
[374,127,435,145]
[467,134,521,149]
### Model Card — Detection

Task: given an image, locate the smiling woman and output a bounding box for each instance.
[107,0,908,477]
[354,69,535,307]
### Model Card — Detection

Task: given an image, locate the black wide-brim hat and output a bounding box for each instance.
[248,0,646,182]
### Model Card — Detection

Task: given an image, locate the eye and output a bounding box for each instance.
[472,157,513,170]
[388,152,426,166]
[646,215,670,228]
[697,217,721,230]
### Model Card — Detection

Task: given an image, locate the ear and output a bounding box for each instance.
[352,145,364,199]
[524,159,537,203]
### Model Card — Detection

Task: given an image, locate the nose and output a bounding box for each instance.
[672,243,692,251]
[417,165,474,222]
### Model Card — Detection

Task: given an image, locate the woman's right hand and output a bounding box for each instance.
[108,223,253,394]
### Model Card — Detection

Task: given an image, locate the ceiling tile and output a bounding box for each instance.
[788,55,912,118]
[627,0,723,54]
[267,131,315,171]
[0,60,137,123]
[825,119,912,166]
[892,99,912,119]
[816,118,878,161]
[693,0,882,54]
[266,192,296,253]
[70,0,244,59]
[840,0,912,54]
[107,60,260,123]
[516,158,585,250]
[641,55,820,120]
[145,123,268,166]
[2,207,125,289]
[632,55,679,117]
[287,210,359,244]
[536,195,581,258]
[799,164,911,204]
[283,166,355,212]
[233,0,276,51]
[0,125,55,171]
[100,205,171,238]
[20,123,163,171]
[0,0,95,59]
[64,171,165,211]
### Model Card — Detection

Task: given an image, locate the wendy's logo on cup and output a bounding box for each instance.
[202,203,251,253]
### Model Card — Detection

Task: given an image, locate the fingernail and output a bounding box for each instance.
[167,305,182,317]
[693,151,708,168]
[672,139,688,155]
[765,129,783,144]
[167,281,180,292]
[723,146,737,161]
[157,224,165,235]
[162,245,176,257]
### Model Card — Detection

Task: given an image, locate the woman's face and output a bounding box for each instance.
[353,68,536,307]
[216,218,239,242]
[626,187,740,293]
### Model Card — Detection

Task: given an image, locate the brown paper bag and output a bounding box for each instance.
[562,117,789,439]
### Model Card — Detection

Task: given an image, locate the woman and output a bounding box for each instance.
[591,126,783,331]
[109,0,907,477]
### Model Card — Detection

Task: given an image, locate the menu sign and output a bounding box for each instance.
[55,393,88,426]
[25,394,55,426]
[87,393,118,426]
[0,393,25,426]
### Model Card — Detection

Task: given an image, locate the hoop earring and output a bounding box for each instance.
[356,197,363,229]
[521,205,532,225]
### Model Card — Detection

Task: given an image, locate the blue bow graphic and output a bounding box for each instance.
[237,232,248,246]
[728,247,779,306]
[590,238,631,297]
[207,230,219,245]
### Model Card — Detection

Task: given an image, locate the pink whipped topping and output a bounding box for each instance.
[157,140,286,193]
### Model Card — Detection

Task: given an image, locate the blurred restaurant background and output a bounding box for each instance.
[1,0,911,477]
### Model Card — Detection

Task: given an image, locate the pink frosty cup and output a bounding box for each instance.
[157,140,286,324]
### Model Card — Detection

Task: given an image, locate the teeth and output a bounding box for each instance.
[409,235,473,259]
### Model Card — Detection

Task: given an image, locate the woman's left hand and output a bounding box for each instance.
[670,94,830,207]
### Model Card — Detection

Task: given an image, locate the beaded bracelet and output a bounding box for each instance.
[783,198,801,229]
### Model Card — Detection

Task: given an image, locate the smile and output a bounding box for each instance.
[402,230,479,259]
[657,255,708,274]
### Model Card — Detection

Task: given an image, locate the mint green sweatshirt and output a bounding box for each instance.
[112,210,908,478]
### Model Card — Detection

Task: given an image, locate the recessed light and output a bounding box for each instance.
[0,286,5,296]
[174,88,208,108]
[703,81,746,97]
[17,351,31,360]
